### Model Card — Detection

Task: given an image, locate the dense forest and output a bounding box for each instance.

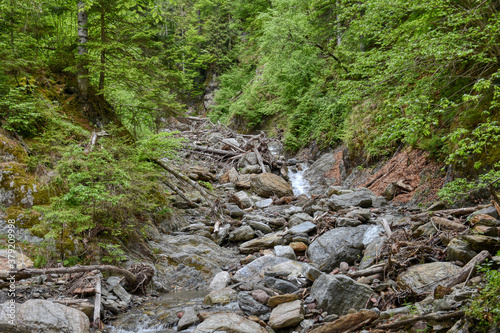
[0,0,499,268]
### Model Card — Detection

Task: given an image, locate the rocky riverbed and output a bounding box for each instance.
[1,117,500,332]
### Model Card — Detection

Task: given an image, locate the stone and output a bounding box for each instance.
[0,250,33,270]
[255,198,273,208]
[336,217,362,227]
[247,220,272,234]
[193,312,267,333]
[237,292,270,315]
[251,173,293,198]
[220,167,239,184]
[303,153,337,185]
[212,224,230,244]
[187,165,215,181]
[359,236,387,270]
[397,262,461,294]
[177,307,199,331]
[446,238,477,264]
[309,310,379,333]
[302,264,322,282]
[347,209,371,222]
[468,206,499,220]
[0,300,90,333]
[208,271,231,291]
[226,204,245,218]
[472,225,498,236]
[238,152,258,169]
[241,165,262,174]
[230,191,254,209]
[203,287,237,305]
[268,294,299,308]
[268,300,304,329]
[235,174,252,189]
[233,255,291,283]
[229,225,255,242]
[310,274,373,315]
[461,234,500,252]
[327,191,374,210]
[264,277,299,294]
[290,242,308,253]
[252,289,270,305]
[239,232,284,254]
[112,284,131,304]
[102,299,120,314]
[289,221,316,235]
[274,245,297,260]
[308,226,372,272]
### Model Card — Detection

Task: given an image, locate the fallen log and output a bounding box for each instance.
[376,310,464,330]
[381,218,393,238]
[431,216,467,231]
[441,250,491,289]
[253,146,267,173]
[188,144,285,166]
[163,179,197,208]
[348,262,386,279]
[410,205,490,220]
[93,273,103,329]
[1,264,151,293]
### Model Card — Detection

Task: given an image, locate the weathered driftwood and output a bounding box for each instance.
[376,310,464,330]
[410,205,490,220]
[441,250,490,289]
[188,144,240,157]
[381,218,393,238]
[93,273,103,329]
[431,216,467,231]
[1,264,147,292]
[253,146,266,173]
[348,262,386,279]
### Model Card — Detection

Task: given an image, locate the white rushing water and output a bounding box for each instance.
[288,163,311,197]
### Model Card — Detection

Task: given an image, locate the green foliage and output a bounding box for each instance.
[98,243,127,263]
[0,85,45,136]
[33,255,48,268]
[466,257,500,330]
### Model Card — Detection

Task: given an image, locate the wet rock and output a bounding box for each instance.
[246,220,272,234]
[239,232,284,253]
[310,274,373,315]
[327,191,373,210]
[226,204,245,218]
[289,221,316,235]
[308,226,371,272]
[177,307,199,331]
[268,300,304,329]
[264,277,299,294]
[397,262,461,294]
[233,255,291,283]
[310,310,379,333]
[208,271,231,291]
[229,225,255,242]
[237,292,270,315]
[0,299,90,333]
[447,238,477,264]
[203,287,237,305]
[274,245,296,260]
[251,173,293,198]
[268,294,299,308]
[193,312,267,333]
[230,191,254,209]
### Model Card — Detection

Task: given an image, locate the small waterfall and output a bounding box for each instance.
[288,163,311,197]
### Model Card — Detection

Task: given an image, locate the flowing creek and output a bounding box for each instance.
[288,163,311,197]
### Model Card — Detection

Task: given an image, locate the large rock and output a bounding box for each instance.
[0,300,90,333]
[308,226,372,272]
[149,234,240,290]
[237,292,270,315]
[310,274,373,315]
[268,300,304,329]
[264,277,299,294]
[359,236,387,270]
[230,191,254,209]
[177,307,199,331]
[203,287,237,305]
[447,238,477,264]
[303,153,337,185]
[327,190,374,210]
[229,226,255,242]
[239,232,284,254]
[397,262,461,294]
[220,167,239,184]
[238,152,258,169]
[208,271,231,291]
[193,312,267,333]
[0,250,33,270]
[233,255,291,283]
[461,235,500,253]
[251,173,293,198]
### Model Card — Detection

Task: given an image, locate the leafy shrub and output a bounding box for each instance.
[0,85,45,136]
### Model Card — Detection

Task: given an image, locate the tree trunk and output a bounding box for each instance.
[77,2,90,109]
[99,4,106,91]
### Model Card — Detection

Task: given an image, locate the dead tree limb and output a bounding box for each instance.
[376,311,464,330]
[431,216,467,231]
[410,205,490,220]
[84,131,98,154]
[441,250,491,289]
[93,273,103,329]
[2,265,141,291]
[253,146,266,173]
[348,263,386,279]
[163,179,197,208]
[381,218,393,238]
